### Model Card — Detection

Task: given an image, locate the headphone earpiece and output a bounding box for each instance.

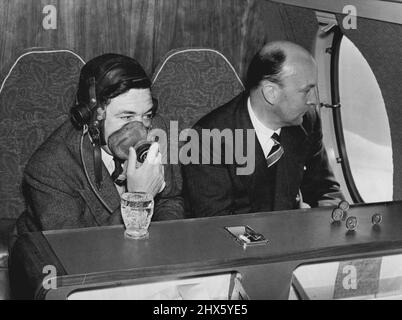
[70,77,99,129]
[71,102,92,129]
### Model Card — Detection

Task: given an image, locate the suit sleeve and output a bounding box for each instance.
[148,115,185,221]
[21,156,122,232]
[182,125,235,217]
[153,162,185,221]
[301,110,345,207]
[24,164,89,231]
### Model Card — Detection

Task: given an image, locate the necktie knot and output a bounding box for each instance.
[271,133,280,144]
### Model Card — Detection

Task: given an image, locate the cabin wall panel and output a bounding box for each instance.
[0,0,156,78]
[239,3,317,80]
[280,5,318,52]
[152,0,246,76]
[240,0,288,80]
[0,0,317,82]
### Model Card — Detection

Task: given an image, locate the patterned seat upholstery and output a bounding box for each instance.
[151,48,244,203]
[151,48,244,133]
[0,48,84,299]
[0,49,85,220]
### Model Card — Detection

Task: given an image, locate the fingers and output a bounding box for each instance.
[160,163,164,176]
[148,163,165,196]
[159,181,166,193]
[147,128,167,163]
[153,173,165,196]
[127,146,137,173]
[147,128,160,143]
[155,151,162,165]
[121,160,128,176]
[158,165,166,193]
[143,171,163,197]
[126,143,165,196]
[299,202,311,209]
[145,142,159,164]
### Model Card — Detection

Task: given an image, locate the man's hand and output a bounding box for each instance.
[126,142,165,197]
[299,202,311,209]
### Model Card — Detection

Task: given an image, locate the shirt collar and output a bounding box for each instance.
[101,148,115,176]
[247,97,281,138]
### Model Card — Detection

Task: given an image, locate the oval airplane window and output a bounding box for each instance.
[338,35,393,202]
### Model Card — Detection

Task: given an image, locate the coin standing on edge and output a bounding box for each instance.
[372,213,382,225]
[346,216,358,231]
[338,200,350,212]
[332,208,344,222]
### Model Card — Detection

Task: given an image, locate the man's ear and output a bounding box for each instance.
[261,82,279,105]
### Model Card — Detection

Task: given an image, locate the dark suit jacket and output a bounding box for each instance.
[182,92,344,217]
[16,119,184,234]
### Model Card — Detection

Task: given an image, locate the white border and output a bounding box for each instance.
[0,49,85,94]
[152,48,244,88]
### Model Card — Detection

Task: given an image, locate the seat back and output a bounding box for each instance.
[151,48,244,203]
[0,49,85,220]
[151,48,244,133]
[0,48,84,299]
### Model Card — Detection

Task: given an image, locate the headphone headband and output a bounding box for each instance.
[88,77,97,108]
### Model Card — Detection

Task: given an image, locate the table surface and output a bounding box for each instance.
[43,201,402,277]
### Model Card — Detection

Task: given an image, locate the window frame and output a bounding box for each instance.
[329,27,364,203]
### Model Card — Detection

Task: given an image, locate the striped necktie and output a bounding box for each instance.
[266,133,284,168]
[111,157,126,186]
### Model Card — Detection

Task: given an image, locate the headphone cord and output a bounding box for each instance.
[80,125,114,213]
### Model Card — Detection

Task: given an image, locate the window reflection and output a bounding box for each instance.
[338,36,393,202]
[290,254,402,300]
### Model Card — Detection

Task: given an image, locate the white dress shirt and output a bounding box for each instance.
[247,98,281,158]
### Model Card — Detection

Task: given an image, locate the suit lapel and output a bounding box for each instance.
[274,125,309,210]
[234,94,267,210]
[80,133,121,214]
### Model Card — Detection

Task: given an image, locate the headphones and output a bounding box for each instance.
[71,75,105,189]
[71,76,106,146]
[71,77,96,127]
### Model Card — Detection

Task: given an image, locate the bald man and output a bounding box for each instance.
[182,41,344,217]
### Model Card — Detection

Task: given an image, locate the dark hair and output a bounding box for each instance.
[75,53,151,110]
[246,48,286,91]
[99,77,151,105]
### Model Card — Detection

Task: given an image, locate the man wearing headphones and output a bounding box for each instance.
[16,54,184,233]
